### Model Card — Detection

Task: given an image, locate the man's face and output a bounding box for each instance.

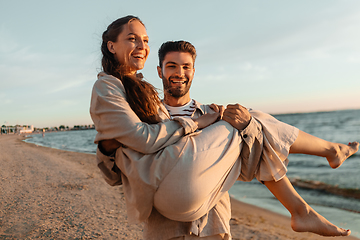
[158,51,195,99]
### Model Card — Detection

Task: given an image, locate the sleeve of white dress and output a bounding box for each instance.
[90,74,198,154]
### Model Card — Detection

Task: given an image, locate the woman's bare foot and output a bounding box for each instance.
[291,205,351,236]
[327,142,359,169]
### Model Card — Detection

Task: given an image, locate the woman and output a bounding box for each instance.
[90,15,358,239]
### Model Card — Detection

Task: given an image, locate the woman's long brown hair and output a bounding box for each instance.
[101,15,161,124]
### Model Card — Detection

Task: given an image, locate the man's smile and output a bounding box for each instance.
[169,78,188,85]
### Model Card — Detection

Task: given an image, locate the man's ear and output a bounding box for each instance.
[157,66,163,78]
[107,41,116,54]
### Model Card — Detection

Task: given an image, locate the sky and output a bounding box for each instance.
[1,0,360,128]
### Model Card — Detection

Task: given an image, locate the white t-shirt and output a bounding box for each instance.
[164,99,196,119]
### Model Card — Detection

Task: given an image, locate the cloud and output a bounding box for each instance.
[0,42,97,90]
[194,3,360,68]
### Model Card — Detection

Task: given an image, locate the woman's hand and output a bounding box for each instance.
[192,103,225,129]
[209,103,225,119]
[193,112,220,129]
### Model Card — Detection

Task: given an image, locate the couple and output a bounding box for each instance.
[90,15,359,240]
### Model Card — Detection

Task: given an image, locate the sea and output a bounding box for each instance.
[24,109,360,237]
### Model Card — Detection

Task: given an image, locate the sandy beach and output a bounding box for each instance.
[0,134,358,240]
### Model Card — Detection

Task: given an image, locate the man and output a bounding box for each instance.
[151,41,252,239]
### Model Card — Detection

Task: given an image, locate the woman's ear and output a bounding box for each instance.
[107,41,116,54]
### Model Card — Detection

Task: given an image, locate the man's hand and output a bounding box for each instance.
[193,112,220,129]
[223,104,251,131]
[99,139,122,155]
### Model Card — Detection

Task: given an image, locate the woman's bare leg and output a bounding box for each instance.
[289,130,359,168]
[264,177,351,236]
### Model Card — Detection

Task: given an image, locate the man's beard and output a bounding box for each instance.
[162,76,191,98]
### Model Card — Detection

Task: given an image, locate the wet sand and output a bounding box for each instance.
[0,134,358,239]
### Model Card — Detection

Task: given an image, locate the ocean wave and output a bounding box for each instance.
[290,178,360,201]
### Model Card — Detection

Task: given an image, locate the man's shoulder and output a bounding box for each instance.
[193,99,214,115]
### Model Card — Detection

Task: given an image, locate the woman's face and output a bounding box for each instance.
[108,20,150,75]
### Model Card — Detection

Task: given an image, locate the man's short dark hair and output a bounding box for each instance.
[158,40,197,68]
